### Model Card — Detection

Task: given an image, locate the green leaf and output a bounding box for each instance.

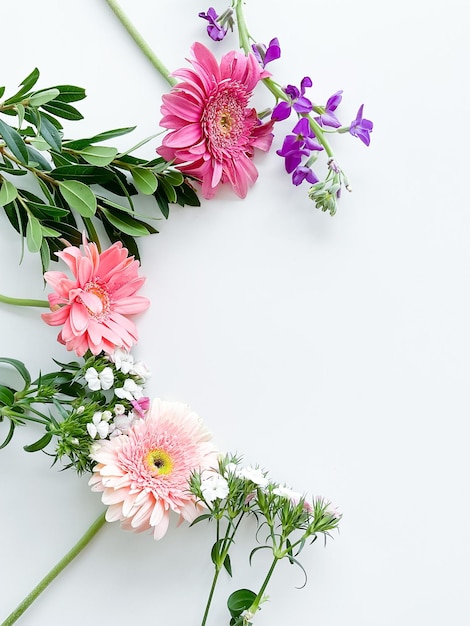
[25,145,51,170]
[26,215,43,252]
[40,238,51,272]
[159,175,177,203]
[78,145,118,166]
[39,112,62,151]
[0,385,15,406]
[26,201,69,218]
[100,207,149,236]
[23,432,52,452]
[53,85,86,103]
[63,127,136,150]
[28,88,60,107]
[154,189,170,219]
[0,357,31,388]
[40,224,61,237]
[162,169,184,187]
[0,118,29,163]
[41,100,84,121]
[3,68,40,104]
[223,553,233,577]
[0,86,5,99]
[0,179,18,206]
[59,180,96,217]
[50,164,114,184]
[227,589,256,618]
[131,167,158,195]
[0,420,16,450]
[16,104,25,127]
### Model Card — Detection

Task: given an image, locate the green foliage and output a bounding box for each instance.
[0,68,200,272]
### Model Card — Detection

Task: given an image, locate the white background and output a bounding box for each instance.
[1,1,469,624]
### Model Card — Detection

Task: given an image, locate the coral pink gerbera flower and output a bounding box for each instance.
[41,239,149,357]
[157,42,274,199]
[89,399,218,540]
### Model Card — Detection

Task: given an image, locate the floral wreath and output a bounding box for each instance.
[0,2,373,625]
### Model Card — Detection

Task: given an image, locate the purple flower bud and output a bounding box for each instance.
[315,90,343,128]
[198,7,227,41]
[252,37,281,68]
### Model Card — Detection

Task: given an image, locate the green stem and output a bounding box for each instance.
[233,0,251,53]
[0,512,107,626]
[249,556,279,615]
[200,567,221,626]
[104,0,177,87]
[0,294,49,308]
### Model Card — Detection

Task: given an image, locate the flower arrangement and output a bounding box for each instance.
[0,1,373,624]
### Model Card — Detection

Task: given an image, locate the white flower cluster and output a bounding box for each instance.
[84,349,152,441]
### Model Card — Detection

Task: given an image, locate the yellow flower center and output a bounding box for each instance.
[145,448,174,476]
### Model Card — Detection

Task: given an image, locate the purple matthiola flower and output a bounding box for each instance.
[292,165,319,186]
[349,104,373,146]
[252,38,281,68]
[198,7,227,41]
[276,117,322,183]
[272,76,313,121]
[315,90,343,128]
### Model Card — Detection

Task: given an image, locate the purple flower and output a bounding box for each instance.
[315,90,343,128]
[272,76,313,121]
[252,38,281,68]
[198,7,227,41]
[349,104,373,146]
[292,166,319,186]
[291,118,323,152]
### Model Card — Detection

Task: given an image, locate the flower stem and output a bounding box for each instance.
[0,512,107,626]
[0,294,49,308]
[104,0,177,87]
[233,0,251,53]
[200,568,221,626]
[248,556,279,615]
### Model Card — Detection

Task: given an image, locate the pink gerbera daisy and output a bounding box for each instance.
[89,399,218,540]
[157,42,274,199]
[41,238,149,357]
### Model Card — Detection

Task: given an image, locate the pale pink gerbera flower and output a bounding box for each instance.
[157,42,274,199]
[41,238,149,357]
[89,399,218,540]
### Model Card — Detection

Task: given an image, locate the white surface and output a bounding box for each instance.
[1,1,469,625]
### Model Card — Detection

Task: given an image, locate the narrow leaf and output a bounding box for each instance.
[0,357,31,388]
[3,68,40,104]
[53,85,86,103]
[23,432,52,453]
[0,420,16,450]
[59,180,97,217]
[41,101,84,121]
[100,207,149,236]
[39,112,62,151]
[62,127,136,150]
[50,164,114,184]
[0,118,29,163]
[29,88,61,107]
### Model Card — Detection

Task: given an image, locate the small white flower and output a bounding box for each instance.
[85,366,114,391]
[113,412,135,434]
[130,360,151,381]
[224,462,239,476]
[86,412,110,439]
[201,473,229,503]
[273,485,303,504]
[70,438,79,445]
[110,348,135,374]
[114,378,143,401]
[238,466,268,487]
[76,405,85,415]
[114,403,126,415]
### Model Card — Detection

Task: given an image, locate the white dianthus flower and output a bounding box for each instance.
[201,473,229,503]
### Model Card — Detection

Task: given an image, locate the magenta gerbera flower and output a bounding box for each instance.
[89,399,218,540]
[41,238,149,357]
[157,42,274,199]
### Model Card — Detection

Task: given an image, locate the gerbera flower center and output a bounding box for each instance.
[83,281,111,321]
[203,84,248,154]
[145,448,174,476]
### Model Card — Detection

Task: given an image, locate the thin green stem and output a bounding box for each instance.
[104,0,177,87]
[0,511,107,626]
[249,556,279,615]
[200,567,221,626]
[233,0,251,53]
[0,294,49,308]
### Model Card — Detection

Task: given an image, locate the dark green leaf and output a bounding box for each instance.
[158,175,177,203]
[41,100,84,121]
[0,420,16,450]
[3,68,40,104]
[39,112,62,151]
[100,207,150,236]
[227,589,256,618]
[62,126,136,150]
[0,357,31,388]
[154,188,170,219]
[176,182,201,207]
[189,513,213,526]
[26,201,69,218]
[223,553,233,577]
[23,432,52,452]
[0,385,15,406]
[40,238,51,272]
[50,164,114,184]
[51,150,80,167]
[53,85,86,103]
[0,86,5,99]
[0,118,29,163]
[25,145,51,170]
